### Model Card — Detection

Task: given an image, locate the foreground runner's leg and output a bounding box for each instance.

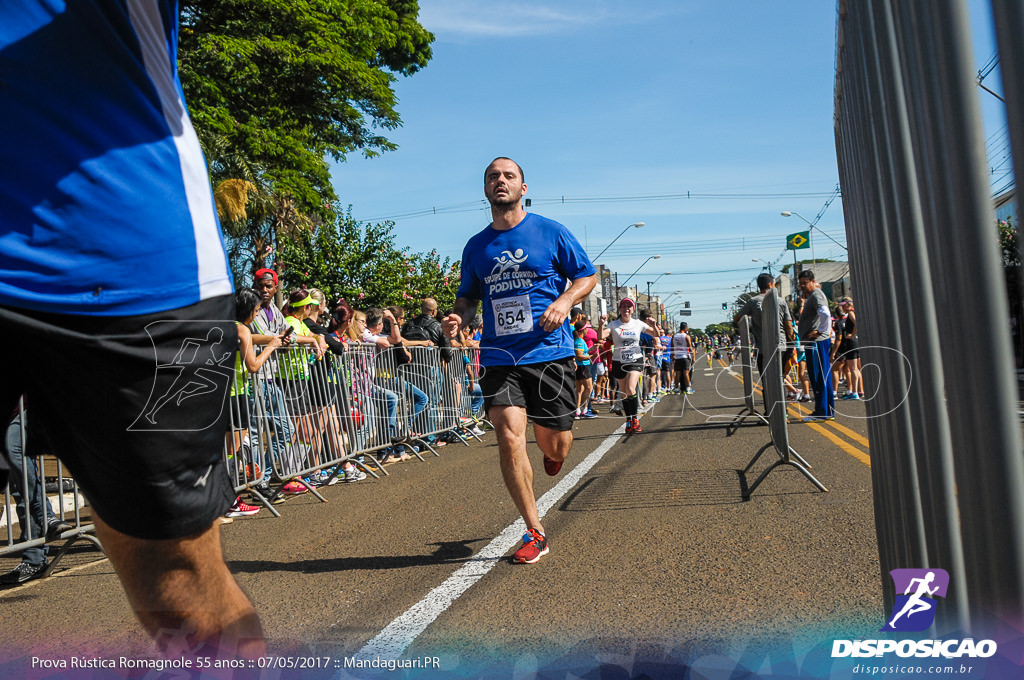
[93,515,265,658]
[489,405,553,564]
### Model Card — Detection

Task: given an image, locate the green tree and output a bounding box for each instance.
[705,322,734,336]
[277,209,459,309]
[180,0,434,214]
[404,249,461,313]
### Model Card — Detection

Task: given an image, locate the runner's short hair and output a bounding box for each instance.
[486,157,524,182]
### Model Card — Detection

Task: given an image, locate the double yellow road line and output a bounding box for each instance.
[716,357,872,467]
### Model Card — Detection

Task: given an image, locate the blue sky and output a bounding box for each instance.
[330,1,1005,331]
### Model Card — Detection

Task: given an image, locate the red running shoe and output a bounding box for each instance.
[543,455,563,476]
[631,417,643,433]
[624,418,636,434]
[511,528,549,564]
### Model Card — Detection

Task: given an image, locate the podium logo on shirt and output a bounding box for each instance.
[485,249,536,295]
[490,248,528,276]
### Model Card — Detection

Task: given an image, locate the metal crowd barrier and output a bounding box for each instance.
[836,0,1024,633]
[222,343,489,509]
[2,341,490,579]
[2,402,100,573]
[730,316,768,431]
[741,289,827,498]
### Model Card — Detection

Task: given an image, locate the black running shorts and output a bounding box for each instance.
[611,360,645,381]
[0,296,237,540]
[479,357,576,431]
[673,357,691,372]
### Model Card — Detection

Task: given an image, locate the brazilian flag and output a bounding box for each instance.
[786,231,810,250]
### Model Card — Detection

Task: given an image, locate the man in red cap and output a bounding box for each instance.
[247,268,300,486]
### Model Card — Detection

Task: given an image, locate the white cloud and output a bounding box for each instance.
[419,0,689,39]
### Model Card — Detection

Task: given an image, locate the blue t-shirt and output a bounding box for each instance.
[574,337,590,366]
[0,1,233,315]
[457,213,595,366]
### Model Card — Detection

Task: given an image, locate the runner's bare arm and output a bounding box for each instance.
[539,274,597,332]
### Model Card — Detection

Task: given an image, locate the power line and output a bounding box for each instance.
[357,188,840,223]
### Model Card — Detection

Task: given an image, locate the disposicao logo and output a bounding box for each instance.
[882,568,949,632]
[831,568,998,660]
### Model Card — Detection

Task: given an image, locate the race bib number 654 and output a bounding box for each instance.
[492,294,534,337]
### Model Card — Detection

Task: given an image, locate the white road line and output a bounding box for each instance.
[350,414,642,665]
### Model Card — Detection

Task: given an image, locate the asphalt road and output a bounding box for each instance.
[0,359,882,678]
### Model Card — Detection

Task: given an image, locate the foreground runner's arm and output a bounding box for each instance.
[538,274,597,332]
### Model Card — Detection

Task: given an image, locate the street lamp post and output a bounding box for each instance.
[620,255,661,289]
[661,289,682,325]
[752,257,774,276]
[646,272,671,309]
[592,221,645,263]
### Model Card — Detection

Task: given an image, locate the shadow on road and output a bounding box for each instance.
[228,537,491,574]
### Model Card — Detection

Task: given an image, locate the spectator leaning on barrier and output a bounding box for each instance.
[403,297,450,351]
[304,290,366,483]
[364,307,405,457]
[444,157,597,565]
[224,288,284,518]
[797,270,835,421]
[248,269,299,488]
[282,289,328,484]
[0,1,263,657]
[383,305,430,442]
[402,298,449,446]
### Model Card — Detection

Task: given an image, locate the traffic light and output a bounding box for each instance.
[722,302,727,310]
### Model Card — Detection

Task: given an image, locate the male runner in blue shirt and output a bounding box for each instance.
[444,158,596,564]
[1,1,262,658]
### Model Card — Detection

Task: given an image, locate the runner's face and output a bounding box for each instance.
[484,160,526,208]
[619,305,633,320]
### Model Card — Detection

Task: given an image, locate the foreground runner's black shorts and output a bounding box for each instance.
[673,357,691,372]
[610,360,645,381]
[0,296,237,540]
[479,357,576,431]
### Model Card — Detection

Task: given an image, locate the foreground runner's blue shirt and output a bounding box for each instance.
[458,213,595,367]
[0,1,233,316]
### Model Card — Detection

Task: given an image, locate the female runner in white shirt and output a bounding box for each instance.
[597,298,659,433]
